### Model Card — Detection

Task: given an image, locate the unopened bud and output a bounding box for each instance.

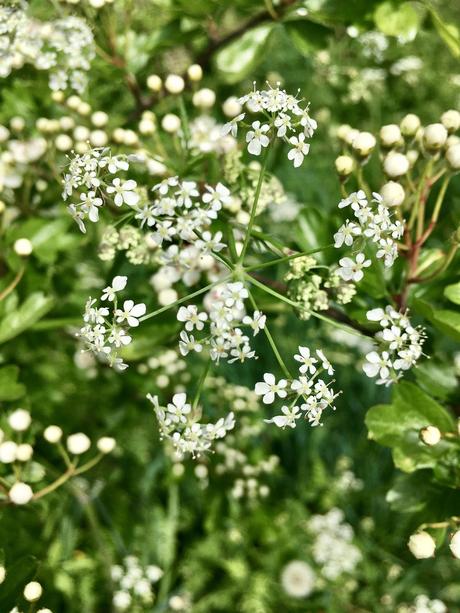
[441,109,460,133]
[335,155,355,176]
[407,531,436,559]
[380,124,401,148]
[147,74,162,92]
[400,113,420,136]
[446,144,460,170]
[381,181,405,207]
[423,123,448,151]
[352,131,376,156]
[187,64,203,81]
[164,74,184,94]
[449,530,460,559]
[383,152,409,178]
[420,425,441,446]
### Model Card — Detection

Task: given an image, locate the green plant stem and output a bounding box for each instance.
[238,146,271,263]
[244,244,333,272]
[178,95,191,150]
[0,266,24,302]
[431,174,450,223]
[192,359,212,410]
[157,482,179,606]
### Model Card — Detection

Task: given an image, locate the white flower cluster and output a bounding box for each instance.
[223,83,317,167]
[111,556,163,611]
[335,190,404,282]
[136,176,228,257]
[0,134,47,193]
[63,148,136,233]
[363,306,426,385]
[257,347,338,428]
[309,508,362,580]
[0,6,94,92]
[147,393,235,458]
[188,116,237,154]
[78,275,146,371]
[177,282,266,365]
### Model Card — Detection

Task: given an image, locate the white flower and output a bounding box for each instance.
[407,531,436,559]
[202,182,231,210]
[242,310,266,335]
[449,530,460,559]
[115,300,146,327]
[291,376,312,396]
[316,349,334,375]
[67,432,91,455]
[338,253,371,282]
[9,482,33,505]
[8,409,31,431]
[281,560,316,598]
[167,393,192,424]
[223,282,248,310]
[334,220,361,248]
[101,276,128,301]
[274,112,292,137]
[294,346,317,374]
[287,133,310,167]
[106,178,139,207]
[338,190,367,210]
[255,373,288,404]
[222,113,245,137]
[363,350,391,380]
[178,331,203,356]
[265,405,301,428]
[175,181,199,207]
[177,305,208,331]
[246,121,270,155]
[24,581,42,602]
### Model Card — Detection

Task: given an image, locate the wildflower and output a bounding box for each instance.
[246,121,270,155]
[294,346,317,374]
[242,310,266,335]
[115,300,146,327]
[264,405,301,428]
[281,561,316,598]
[222,113,245,137]
[106,178,139,207]
[101,276,128,301]
[177,305,208,331]
[338,253,371,282]
[255,373,288,404]
[287,133,310,167]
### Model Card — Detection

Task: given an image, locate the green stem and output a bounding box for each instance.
[244,244,333,272]
[192,359,212,411]
[431,174,450,223]
[157,482,179,605]
[238,146,271,263]
[178,95,191,150]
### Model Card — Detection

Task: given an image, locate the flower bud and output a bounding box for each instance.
[446,144,460,170]
[78,102,91,116]
[222,96,242,118]
[122,130,138,146]
[55,134,73,151]
[187,64,203,81]
[0,441,18,463]
[406,149,419,166]
[420,425,441,446]
[139,119,156,135]
[423,123,448,151]
[10,116,25,131]
[158,288,178,306]
[0,124,10,142]
[380,181,405,207]
[0,566,5,584]
[67,95,81,110]
[383,152,409,177]
[447,135,460,147]
[51,90,64,102]
[44,425,63,443]
[337,124,353,141]
[91,111,109,127]
[14,238,33,256]
[192,88,216,109]
[59,116,75,131]
[90,129,108,147]
[67,432,91,455]
[344,128,359,146]
[400,113,420,136]
[16,443,33,462]
[352,131,376,156]
[164,74,185,94]
[441,110,460,133]
[449,530,460,559]
[97,436,116,454]
[24,581,42,602]
[73,125,90,142]
[9,482,33,505]
[147,74,162,92]
[161,113,181,133]
[8,408,31,431]
[380,124,401,147]
[407,531,436,559]
[334,154,355,177]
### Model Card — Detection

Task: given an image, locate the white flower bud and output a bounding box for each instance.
[420,425,441,446]
[146,565,163,583]
[122,130,138,146]
[67,95,81,110]
[447,135,460,147]
[222,96,242,118]
[400,113,420,136]
[14,238,33,256]
[97,437,116,454]
[113,128,126,143]
[187,64,203,81]
[383,152,409,177]
[55,134,73,151]
[91,111,109,127]
[446,144,460,170]
[449,530,460,559]
[89,129,108,147]
[0,124,10,142]
[146,74,162,92]
[9,482,33,505]
[158,288,178,306]
[161,113,181,133]
[75,142,89,154]
[10,116,25,131]
[407,531,436,559]
[67,433,91,455]
[0,441,18,463]
[172,462,184,477]
[164,74,184,94]
[16,443,33,462]
[335,155,355,176]
[423,123,448,151]
[139,119,156,135]
[8,408,31,431]
[78,102,91,116]
[337,124,353,141]
[36,118,50,132]
[73,125,90,142]
[441,109,460,133]
[381,181,405,207]
[380,124,402,147]
[406,149,419,166]
[51,90,64,102]
[44,425,63,444]
[59,116,75,131]
[0,566,5,584]
[352,131,376,156]
[192,88,216,109]
[24,580,42,601]
[194,464,208,479]
[344,128,359,146]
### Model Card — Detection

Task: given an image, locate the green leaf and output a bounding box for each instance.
[0,365,25,401]
[284,20,330,56]
[444,282,460,305]
[0,292,54,344]
[433,310,460,342]
[428,4,460,57]
[8,218,80,264]
[414,362,458,401]
[214,24,274,83]
[374,1,422,41]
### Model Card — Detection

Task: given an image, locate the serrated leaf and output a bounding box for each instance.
[0,292,54,344]
[0,365,25,401]
[214,24,274,84]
